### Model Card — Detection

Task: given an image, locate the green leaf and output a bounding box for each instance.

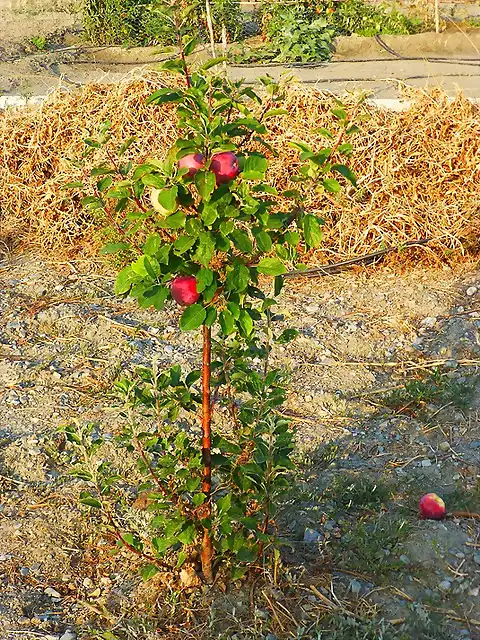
[180,304,206,331]
[217,494,231,513]
[231,566,249,581]
[303,215,323,248]
[231,230,253,254]
[257,258,287,276]
[238,310,254,337]
[219,309,236,335]
[182,35,197,56]
[158,211,186,229]
[331,108,347,120]
[194,232,215,267]
[276,328,299,344]
[226,263,250,292]
[200,56,227,71]
[174,235,196,254]
[195,171,216,200]
[236,547,257,562]
[99,242,130,255]
[288,140,313,153]
[284,231,300,246]
[196,268,214,292]
[115,266,135,295]
[146,88,183,105]
[242,154,268,181]
[274,275,284,296]
[332,164,357,186]
[264,108,288,119]
[177,524,197,545]
[254,230,272,253]
[143,285,169,310]
[139,564,159,581]
[79,492,101,509]
[322,178,342,193]
[204,306,217,327]
[143,233,161,256]
[201,204,218,226]
[156,186,178,212]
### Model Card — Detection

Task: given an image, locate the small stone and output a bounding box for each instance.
[421,316,437,328]
[399,555,410,565]
[305,304,319,314]
[350,579,362,595]
[0,553,13,561]
[470,441,480,449]
[453,473,461,480]
[44,587,61,598]
[439,580,452,591]
[51,371,62,380]
[466,286,477,296]
[439,441,450,452]
[303,528,322,543]
[473,554,480,565]
[264,635,277,640]
[83,577,93,588]
[19,567,30,576]
[255,608,268,620]
[421,459,432,467]
[468,587,479,596]
[59,632,77,640]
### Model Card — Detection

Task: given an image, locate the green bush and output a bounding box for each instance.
[83,0,243,46]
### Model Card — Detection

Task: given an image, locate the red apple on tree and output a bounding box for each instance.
[419,493,446,520]
[211,151,240,185]
[170,275,200,306]
[178,153,205,178]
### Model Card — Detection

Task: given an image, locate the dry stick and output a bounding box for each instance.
[201,324,214,584]
[205,0,216,59]
[285,238,432,278]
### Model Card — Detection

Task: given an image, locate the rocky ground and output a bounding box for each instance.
[1,252,480,639]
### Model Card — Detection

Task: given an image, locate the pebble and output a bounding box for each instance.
[439,441,450,452]
[303,528,322,543]
[438,580,452,591]
[466,286,477,296]
[350,579,362,595]
[421,459,432,467]
[44,587,61,598]
[399,555,410,565]
[305,304,319,314]
[470,441,480,449]
[421,316,437,328]
[19,567,30,576]
[473,554,480,565]
[468,587,479,597]
[59,632,77,640]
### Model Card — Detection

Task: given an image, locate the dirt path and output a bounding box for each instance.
[1,253,480,639]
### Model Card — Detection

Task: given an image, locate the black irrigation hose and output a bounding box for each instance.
[284,238,432,278]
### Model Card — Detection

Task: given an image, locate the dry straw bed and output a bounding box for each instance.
[0,72,478,265]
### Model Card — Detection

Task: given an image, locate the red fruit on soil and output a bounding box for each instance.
[170,276,200,306]
[419,493,446,520]
[178,153,205,178]
[211,151,240,185]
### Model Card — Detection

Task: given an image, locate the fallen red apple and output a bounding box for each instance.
[211,151,240,185]
[170,275,200,306]
[178,153,205,178]
[419,493,446,520]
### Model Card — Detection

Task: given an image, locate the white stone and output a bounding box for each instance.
[467,286,477,296]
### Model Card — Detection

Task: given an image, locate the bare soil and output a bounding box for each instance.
[1,252,480,639]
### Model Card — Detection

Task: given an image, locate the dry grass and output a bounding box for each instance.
[0,72,478,264]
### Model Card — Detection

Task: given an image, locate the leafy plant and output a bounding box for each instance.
[30,35,47,50]
[65,13,357,584]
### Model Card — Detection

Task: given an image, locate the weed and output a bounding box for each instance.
[381,369,476,416]
[326,474,394,511]
[334,514,411,579]
[446,479,480,513]
[30,35,47,50]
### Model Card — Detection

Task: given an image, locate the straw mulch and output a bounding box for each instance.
[0,72,479,265]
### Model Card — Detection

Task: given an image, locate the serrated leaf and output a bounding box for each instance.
[226,263,250,292]
[114,266,135,295]
[143,285,169,310]
[179,304,206,331]
[195,171,216,200]
[284,231,300,246]
[303,215,323,248]
[177,524,197,545]
[158,211,186,229]
[257,258,287,276]
[196,268,214,292]
[156,186,178,212]
[174,235,196,254]
[143,233,161,256]
[219,309,236,335]
[231,229,253,254]
[194,232,215,267]
[242,154,268,181]
[254,229,272,252]
[276,328,299,344]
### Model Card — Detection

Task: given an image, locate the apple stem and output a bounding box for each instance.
[200,324,214,583]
